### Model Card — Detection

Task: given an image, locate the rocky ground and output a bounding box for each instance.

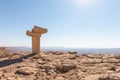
[0,48,120,80]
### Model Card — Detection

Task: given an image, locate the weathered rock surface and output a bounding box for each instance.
[15,67,37,75]
[1,48,120,80]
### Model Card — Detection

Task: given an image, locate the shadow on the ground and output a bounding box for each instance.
[0,53,36,68]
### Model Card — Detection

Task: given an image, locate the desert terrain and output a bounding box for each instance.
[0,47,120,80]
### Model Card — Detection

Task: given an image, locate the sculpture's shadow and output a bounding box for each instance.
[0,53,36,68]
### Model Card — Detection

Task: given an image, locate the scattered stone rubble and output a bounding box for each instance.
[0,48,120,80]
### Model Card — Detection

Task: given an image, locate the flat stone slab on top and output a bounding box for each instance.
[32,26,47,34]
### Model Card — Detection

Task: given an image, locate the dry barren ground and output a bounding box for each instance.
[0,48,120,80]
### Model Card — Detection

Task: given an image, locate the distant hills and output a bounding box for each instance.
[3,47,120,54]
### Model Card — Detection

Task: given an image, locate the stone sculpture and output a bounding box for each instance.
[26,26,47,54]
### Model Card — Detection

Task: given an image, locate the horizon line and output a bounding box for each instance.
[0,46,120,49]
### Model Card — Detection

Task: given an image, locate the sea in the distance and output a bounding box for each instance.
[7,47,120,55]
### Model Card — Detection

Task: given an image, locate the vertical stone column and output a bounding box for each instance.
[32,36,40,54]
[26,26,47,54]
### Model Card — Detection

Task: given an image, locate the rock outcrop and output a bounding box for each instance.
[0,49,120,80]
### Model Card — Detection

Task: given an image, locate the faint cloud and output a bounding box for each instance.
[70,0,101,9]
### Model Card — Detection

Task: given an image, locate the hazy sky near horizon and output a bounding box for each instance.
[0,0,120,48]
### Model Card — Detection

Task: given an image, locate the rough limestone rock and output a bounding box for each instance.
[54,77,65,80]
[1,50,120,80]
[115,66,120,72]
[16,67,37,75]
[84,74,101,80]
[62,63,76,73]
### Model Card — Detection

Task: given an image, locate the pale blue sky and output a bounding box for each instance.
[0,0,120,48]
